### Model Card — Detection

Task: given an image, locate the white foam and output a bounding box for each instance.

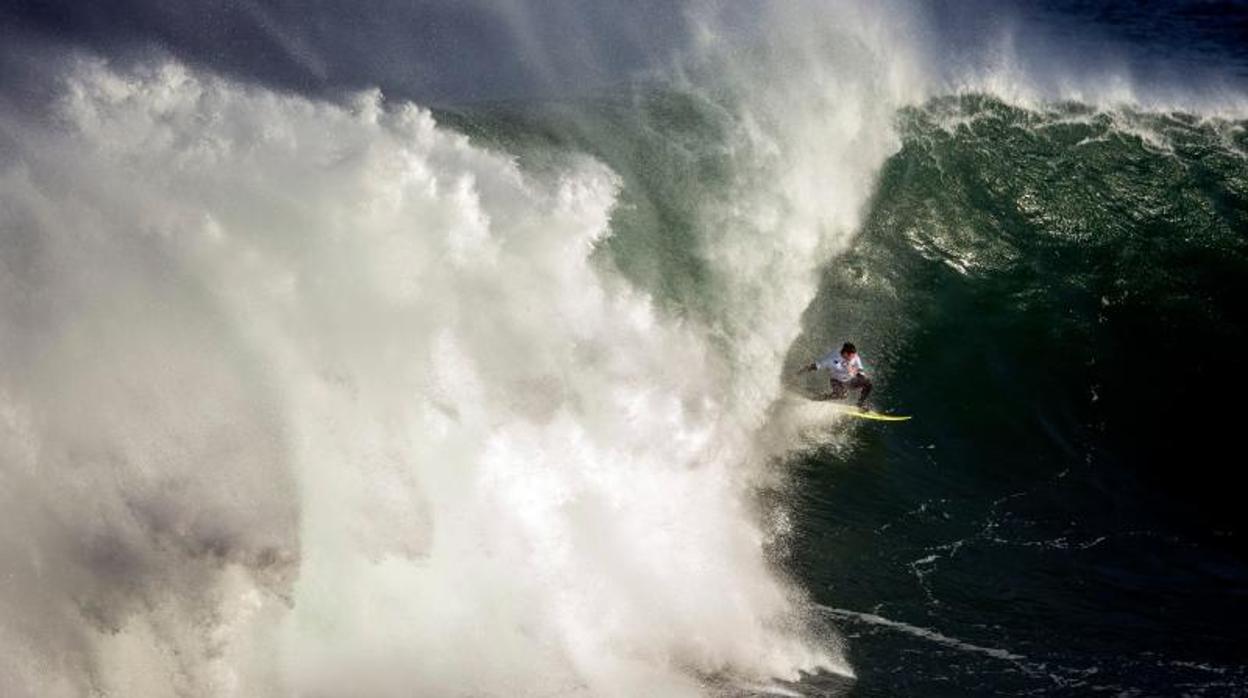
[819,606,1026,663]
[0,51,887,695]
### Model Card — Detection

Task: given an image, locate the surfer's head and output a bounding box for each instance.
[841,342,857,358]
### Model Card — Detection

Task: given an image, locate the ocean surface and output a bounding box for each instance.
[2,1,1247,696]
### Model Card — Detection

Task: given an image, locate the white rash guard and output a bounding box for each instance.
[815,351,865,383]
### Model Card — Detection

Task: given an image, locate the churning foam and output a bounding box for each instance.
[0,0,956,693]
[0,54,872,695]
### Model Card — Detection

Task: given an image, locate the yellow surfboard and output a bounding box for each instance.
[825,401,912,422]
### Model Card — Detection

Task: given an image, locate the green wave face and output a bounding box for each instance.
[792,96,1248,692]
[814,94,1248,479]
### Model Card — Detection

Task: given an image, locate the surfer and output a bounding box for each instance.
[798,342,873,410]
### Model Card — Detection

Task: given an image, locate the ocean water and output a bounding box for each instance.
[789,96,1248,694]
[1,1,1246,696]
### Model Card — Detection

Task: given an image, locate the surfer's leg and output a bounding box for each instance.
[851,375,872,407]
[828,379,847,399]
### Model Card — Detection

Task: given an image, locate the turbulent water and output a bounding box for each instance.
[2,1,1248,696]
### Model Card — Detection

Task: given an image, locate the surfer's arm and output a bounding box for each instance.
[811,351,839,372]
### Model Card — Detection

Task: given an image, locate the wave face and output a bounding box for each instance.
[789,96,1248,693]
